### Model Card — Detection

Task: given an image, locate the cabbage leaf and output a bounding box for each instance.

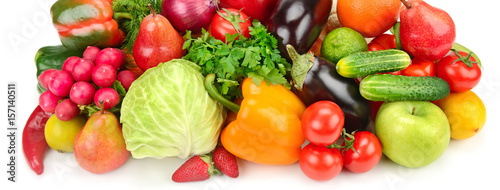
[120,59,226,159]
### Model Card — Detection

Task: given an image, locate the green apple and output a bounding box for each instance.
[375,101,450,168]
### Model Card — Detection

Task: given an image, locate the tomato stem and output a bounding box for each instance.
[450,49,478,68]
[217,8,249,35]
[329,129,359,154]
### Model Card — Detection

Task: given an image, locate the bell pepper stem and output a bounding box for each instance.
[287,44,315,91]
[204,74,241,113]
[113,12,133,20]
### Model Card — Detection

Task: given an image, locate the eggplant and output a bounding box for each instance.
[268,0,332,61]
[287,45,371,133]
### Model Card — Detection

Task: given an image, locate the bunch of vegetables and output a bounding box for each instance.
[22,0,486,184]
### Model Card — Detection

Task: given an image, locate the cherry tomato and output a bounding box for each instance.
[437,51,482,92]
[301,101,344,146]
[400,57,436,77]
[342,131,382,173]
[299,144,343,181]
[210,8,251,43]
[368,34,396,51]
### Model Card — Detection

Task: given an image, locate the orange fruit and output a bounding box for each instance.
[337,0,401,38]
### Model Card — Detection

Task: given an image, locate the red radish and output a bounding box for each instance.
[94,88,120,110]
[82,46,101,62]
[70,81,96,105]
[55,99,80,121]
[39,91,64,113]
[38,69,58,89]
[72,59,95,82]
[172,155,219,182]
[95,48,126,70]
[117,70,136,91]
[92,64,117,87]
[48,70,75,97]
[212,146,239,178]
[62,56,81,73]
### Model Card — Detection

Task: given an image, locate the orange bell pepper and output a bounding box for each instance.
[205,74,306,165]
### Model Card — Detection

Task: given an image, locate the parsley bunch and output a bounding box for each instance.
[182,20,291,100]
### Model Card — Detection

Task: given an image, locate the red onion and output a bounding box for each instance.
[161,0,218,34]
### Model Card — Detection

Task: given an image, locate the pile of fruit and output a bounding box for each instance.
[22,0,487,183]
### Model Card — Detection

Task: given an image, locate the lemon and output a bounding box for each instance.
[45,115,87,153]
[435,91,486,139]
[320,27,368,63]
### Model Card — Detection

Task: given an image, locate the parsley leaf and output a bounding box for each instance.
[182,20,291,100]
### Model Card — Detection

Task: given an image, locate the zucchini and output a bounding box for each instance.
[336,49,411,78]
[359,74,450,101]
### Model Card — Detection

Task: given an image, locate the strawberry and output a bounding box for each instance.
[172,155,220,182]
[212,146,239,178]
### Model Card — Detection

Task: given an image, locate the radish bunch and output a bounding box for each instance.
[38,47,136,121]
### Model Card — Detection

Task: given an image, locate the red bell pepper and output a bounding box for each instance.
[50,0,123,50]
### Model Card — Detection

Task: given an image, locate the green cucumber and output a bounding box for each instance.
[359,74,450,101]
[336,49,411,78]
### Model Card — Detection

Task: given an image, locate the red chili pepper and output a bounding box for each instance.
[22,106,52,175]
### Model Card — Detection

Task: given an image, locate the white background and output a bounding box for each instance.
[2,0,500,189]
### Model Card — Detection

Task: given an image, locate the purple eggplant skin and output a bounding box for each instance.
[268,0,332,61]
[293,57,371,133]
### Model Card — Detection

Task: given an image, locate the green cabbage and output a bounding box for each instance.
[120,59,227,159]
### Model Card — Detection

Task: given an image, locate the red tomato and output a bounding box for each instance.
[381,71,401,75]
[342,131,382,173]
[299,144,343,181]
[301,101,345,146]
[437,51,482,92]
[368,43,385,52]
[210,8,251,43]
[368,34,396,51]
[400,57,436,77]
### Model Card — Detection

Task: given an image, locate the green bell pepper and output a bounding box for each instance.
[35,45,83,94]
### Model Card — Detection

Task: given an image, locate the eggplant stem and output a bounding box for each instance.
[287,44,315,91]
[204,73,240,114]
